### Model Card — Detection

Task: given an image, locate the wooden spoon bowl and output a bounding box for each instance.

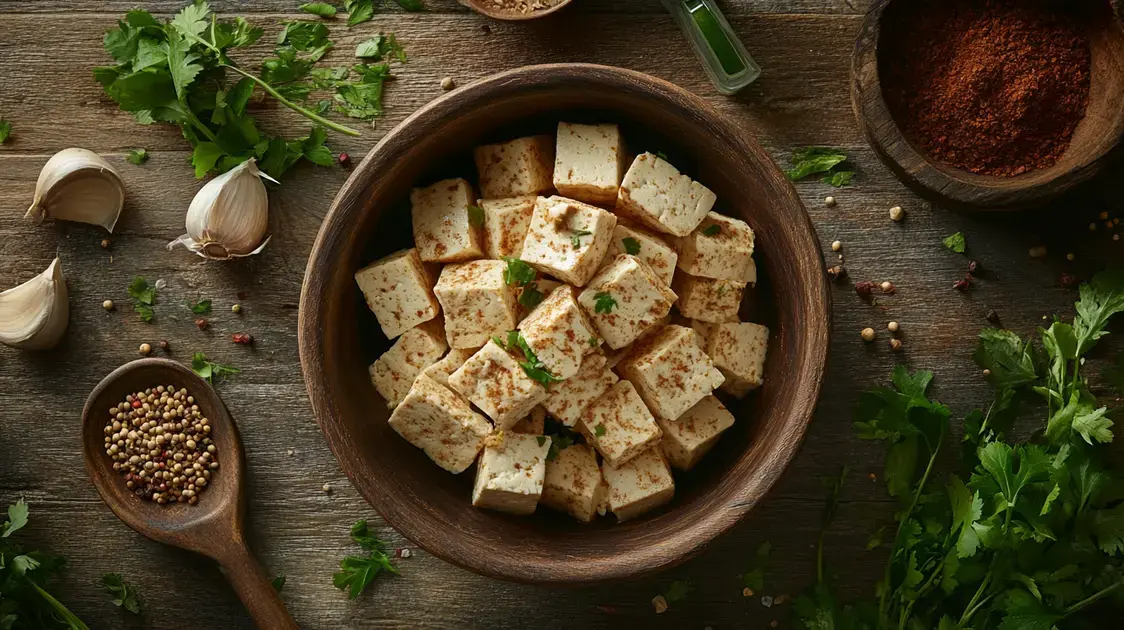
[457,0,573,21]
[81,358,295,630]
[852,0,1124,210]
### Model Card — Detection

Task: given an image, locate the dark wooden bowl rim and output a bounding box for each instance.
[299,63,831,585]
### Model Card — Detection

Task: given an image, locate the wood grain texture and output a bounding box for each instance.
[82,359,296,629]
[1,0,1123,627]
[299,63,831,585]
[852,0,1124,210]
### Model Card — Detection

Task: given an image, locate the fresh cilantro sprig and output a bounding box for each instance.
[621,237,641,255]
[101,573,141,614]
[356,33,406,62]
[190,299,212,314]
[332,519,398,599]
[95,2,368,180]
[127,276,157,322]
[785,147,855,188]
[943,231,967,253]
[191,352,240,384]
[1,500,91,629]
[796,269,1124,630]
[701,224,721,237]
[593,291,617,314]
[126,148,148,165]
[502,257,536,286]
[497,330,561,386]
[271,575,286,592]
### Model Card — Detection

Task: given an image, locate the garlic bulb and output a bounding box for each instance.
[168,159,277,260]
[26,148,125,232]
[0,258,69,350]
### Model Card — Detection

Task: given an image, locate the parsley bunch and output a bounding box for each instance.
[332,520,397,599]
[1,500,90,630]
[796,270,1124,629]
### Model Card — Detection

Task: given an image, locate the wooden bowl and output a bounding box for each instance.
[457,0,572,21]
[298,64,830,585]
[852,0,1124,210]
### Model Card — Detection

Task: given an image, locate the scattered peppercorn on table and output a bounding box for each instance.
[0,1,1120,628]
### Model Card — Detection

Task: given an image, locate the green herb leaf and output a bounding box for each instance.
[126,148,148,165]
[594,424,607,437]
[394,0,425,10]
[942,232,967,254]
[621,237,641,255]
[589,335,599,348]
[355,33,406,62]
[785,147,848,181]
[570,229,592,249]
[190,299,212,314]
[101,573,141,614]
[344,0,374,26]
[823,170,855,187]
[0,117,11,144]
[191,352,240,384]
[502,257,537,286]
[701,224,721,236]
[1074,268,1124,355]
[2,499,29,538]
[664,580,692,605]
[127,277,157,322]
[654,150,669,161]
[333,520,398,599]
[536,435,546,447]
[300,2,338,17]
[518,283,545,310]
[271,575,286,592]
[593,291,617,314]
[741,541,771,591]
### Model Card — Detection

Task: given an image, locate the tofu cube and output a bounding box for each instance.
[602,447,675,522]
[674,212,756,281]
[448,340,548,429]
[388,373,491,474]
[433,260,520,349]
[745,258,758,286]
[474,135,555,199]
[369,322,448,408]
[578,254,677,350]
[618,325,725,421]
[472,432,550,515]
[672,273,745,324]
[704,322,770,398]
[512,406,546,435]
[480,196,536,259]
[603,223,678,287]
[616,153,716,237]
[518,285,598,380]
[542,352,619,427]
[411,178,485,263]
[420,346,479,388]
[578,380,662,467]
[553,122,625,206]
[657,395,735,471]
[354,248,441,340]
[541,444,604,522]
[520,196,618,287]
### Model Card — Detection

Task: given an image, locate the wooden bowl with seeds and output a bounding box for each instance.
[457,0,573,21]
[299,64,831,585]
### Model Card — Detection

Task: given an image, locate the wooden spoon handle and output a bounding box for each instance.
[216,542,298,630]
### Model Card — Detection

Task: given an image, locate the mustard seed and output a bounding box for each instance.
[440,76,456,90]
[139,343,152,355]
[861,327,876,342]
[831,240,842,252]
[825,196,837,207]
[887,321,900,333]
[232,303,242,314]
[103,299,115,311]
[889,206,905,222]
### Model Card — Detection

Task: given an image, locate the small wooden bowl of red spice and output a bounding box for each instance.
[852,0,1124,210]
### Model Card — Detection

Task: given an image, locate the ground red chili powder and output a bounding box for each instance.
[879,0,1094,177]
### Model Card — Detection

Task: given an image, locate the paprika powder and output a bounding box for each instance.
[879,0,1094,177]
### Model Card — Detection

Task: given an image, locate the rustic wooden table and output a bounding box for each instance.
[1,1,1120,628]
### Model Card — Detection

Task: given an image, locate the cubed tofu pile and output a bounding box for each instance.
[353,122,771,523]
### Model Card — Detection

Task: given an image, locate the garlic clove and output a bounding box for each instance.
[167,158,273,260]
[26,148,126,233]
[0,258,70,350]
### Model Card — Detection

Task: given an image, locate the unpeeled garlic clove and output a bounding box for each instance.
[0,258,69,350]
[26,148,126,233]
[168,158,276,260]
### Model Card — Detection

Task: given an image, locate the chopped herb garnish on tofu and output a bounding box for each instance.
[505,330,561,386]
[502,257,537,286]
[654,151,669,161]
[621,237,641,255]
[593,292,617,314]
[491,335,507,349]
[544,417,582,461]
[701,224,721,237]
[536,436,546,447]
[467,204,485,228]
[716,283,728,297]
[518,282,545,310]
[594,423,607,437]
[588,335,599,348]
[570,229,593,249]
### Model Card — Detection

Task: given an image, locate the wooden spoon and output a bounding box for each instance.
[82,358,296,630]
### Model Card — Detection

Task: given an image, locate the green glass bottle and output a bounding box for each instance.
[663,0,762,95]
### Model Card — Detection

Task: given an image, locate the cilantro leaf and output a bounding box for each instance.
[394,0,425,10]
[300,2,338,17]
[1073,406,1113,445]
[165,33,203,101]
[504,331,561,386]
[126,148,148,165]
[654,150,669,161]
[594,424,607,437]
[356,34,406,62]
[823,170,854,187]
[344,0,374,26]
[2,499,29,538]
[127,276,157,322]
[1074,268,1124,355]
[502,257,537,286]
[0,117,11,144]
[701,224,721,236]
[973,328,1038,390]
[190,299,212,314]
[191,352,240,384]
[942,232,966,254]
[271,575,286,592]
[101,573,141,614]
[785,147,848,181]
[621,237,641,255]
[741,541,771,591]
[664,580,692,605]
[570,229,592,249]
[948,477,982,558]
[545,423,578,461]
[518,283,545,310]
[333,520,398,599]
[593,292,616,314]
[589,335,599,348]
